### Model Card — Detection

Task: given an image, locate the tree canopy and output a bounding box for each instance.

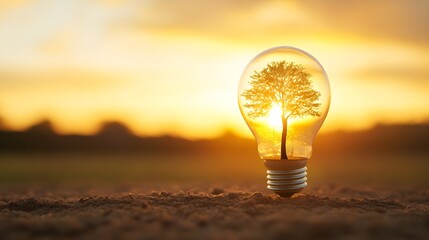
[242,61,321,120]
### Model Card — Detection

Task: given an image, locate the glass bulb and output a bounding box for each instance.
[238,46,330,197]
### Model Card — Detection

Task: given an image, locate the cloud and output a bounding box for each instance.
[351,66,429,84]
[130,0,263,29]
[299,0,429,45]
[119,0,429,45]
[118,0,317,42]
[0,0,34,13]
[0,68,128,91]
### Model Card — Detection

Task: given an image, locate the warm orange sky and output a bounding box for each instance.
[0,0,428,139]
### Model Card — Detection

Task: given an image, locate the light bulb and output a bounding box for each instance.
[238,46,330,197]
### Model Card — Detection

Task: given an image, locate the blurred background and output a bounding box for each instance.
[0,0,428,190]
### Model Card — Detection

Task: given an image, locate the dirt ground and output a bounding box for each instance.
[1,184,428,240]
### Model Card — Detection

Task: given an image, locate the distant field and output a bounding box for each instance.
[0,152,428,187]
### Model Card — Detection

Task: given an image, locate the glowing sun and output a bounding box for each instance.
[267,104,283,130]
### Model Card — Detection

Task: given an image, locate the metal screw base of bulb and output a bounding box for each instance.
[264,159,307,198]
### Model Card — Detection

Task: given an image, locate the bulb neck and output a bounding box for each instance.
[264,159,307,198]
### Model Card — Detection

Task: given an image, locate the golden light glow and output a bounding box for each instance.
[0,1,428,139]
[266,104,283,130]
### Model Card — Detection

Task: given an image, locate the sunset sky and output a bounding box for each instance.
[0,0,428,139]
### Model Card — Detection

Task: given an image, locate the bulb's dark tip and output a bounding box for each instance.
[264,159,308,197]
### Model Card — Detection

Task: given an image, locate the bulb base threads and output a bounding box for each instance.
[264,159,308,198]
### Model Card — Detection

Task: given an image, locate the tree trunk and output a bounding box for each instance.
[281,116,288,160]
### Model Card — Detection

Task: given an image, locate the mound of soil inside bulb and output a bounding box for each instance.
[0,184,428,240]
